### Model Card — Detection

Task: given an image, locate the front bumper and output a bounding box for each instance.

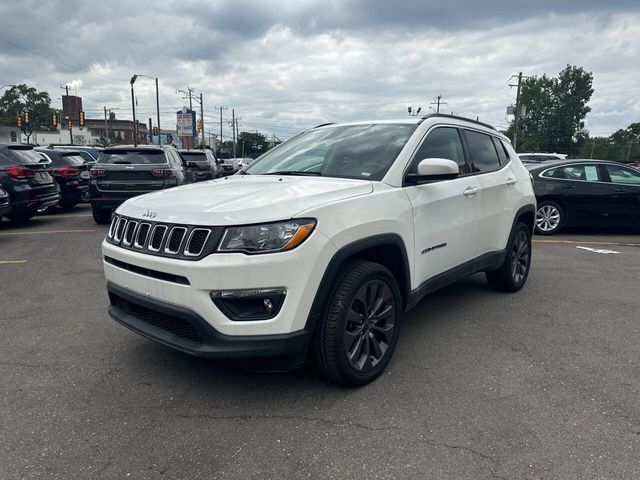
[102,226,336,337]
[108,282,311,361]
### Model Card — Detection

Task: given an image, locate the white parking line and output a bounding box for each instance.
[534,239,640,247]
[0,260,28,264]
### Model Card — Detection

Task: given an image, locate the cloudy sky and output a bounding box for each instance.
[0,0,638,142]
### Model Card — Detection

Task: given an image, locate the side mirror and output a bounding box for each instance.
[407,158,459,184]
[187,161,198,168]
[217,159,224,164]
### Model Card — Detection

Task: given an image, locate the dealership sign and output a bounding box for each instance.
[176,107,196,137]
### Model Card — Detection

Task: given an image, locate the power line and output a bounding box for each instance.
[0,37,127,84]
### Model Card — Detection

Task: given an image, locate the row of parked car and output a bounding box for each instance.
[0,141,252,225]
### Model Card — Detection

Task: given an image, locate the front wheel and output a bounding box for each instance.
[486,222,532,292]
[311,261,401,387]
[535,201,563,235]
[92,205,111,224]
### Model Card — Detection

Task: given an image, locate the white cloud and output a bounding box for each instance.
[0,1,638,140]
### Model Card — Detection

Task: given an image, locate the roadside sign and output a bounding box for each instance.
[176,109,196,137]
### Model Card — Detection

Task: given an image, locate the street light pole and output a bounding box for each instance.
[130,75,138,147]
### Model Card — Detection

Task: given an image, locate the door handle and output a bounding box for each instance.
[505,178,518,185]
[463,187,479,197]
[613,188,625,192]
[561,185,574,190]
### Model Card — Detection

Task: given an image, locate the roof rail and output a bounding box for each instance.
[313,123,335,129]
[419,113,497,131]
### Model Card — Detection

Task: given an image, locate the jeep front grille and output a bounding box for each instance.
[106,215,222,260]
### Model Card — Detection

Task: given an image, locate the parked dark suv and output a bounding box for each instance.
[36,149,91,210]
[178,149,220,182]
[0,143,60,223]
[89,146,190,224]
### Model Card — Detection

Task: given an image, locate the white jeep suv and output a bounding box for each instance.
[102,114,536,386]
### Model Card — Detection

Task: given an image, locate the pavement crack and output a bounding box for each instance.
[171,413,398,432]
[420,438,497,464]
[0,361,54,369]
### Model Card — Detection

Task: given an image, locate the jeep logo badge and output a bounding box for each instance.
[142,210,158,219]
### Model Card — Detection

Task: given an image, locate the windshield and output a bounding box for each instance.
[98,150,167,164]
[245,123,417,180]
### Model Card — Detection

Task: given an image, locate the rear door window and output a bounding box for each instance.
[98,150,167,164]
[463,130,501,173]
[604,164,640,185]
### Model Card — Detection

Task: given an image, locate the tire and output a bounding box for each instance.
[311,260,402,387]
[535,201,563,235]
[486,222,532,292]
[92,205,111,224]
[7,212,35,224]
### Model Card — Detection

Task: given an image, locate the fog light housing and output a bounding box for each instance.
[210,288,286,321]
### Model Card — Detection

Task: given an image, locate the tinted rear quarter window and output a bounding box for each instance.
[464,130,501,173]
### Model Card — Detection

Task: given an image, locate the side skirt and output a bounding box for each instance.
[406,250,506,311]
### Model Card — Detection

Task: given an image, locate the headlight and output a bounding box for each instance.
[217,219,316,254]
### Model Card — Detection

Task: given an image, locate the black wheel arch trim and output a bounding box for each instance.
[303,234,411,337]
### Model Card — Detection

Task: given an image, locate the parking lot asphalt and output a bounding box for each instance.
[1,205,639,479]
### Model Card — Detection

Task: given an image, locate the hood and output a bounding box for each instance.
[117,175,373,225]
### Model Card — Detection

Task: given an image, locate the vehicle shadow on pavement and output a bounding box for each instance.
[110,275,495,396]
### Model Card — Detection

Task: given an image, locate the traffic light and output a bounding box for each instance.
[196,118,203,133]
[78,111,85,130]
[52,113,58,127]
[67,119,72,130]
[152,126,158,136]
[16,115,22,128]
[24,111,29,124]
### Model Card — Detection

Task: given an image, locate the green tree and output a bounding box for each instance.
[0,84,57,131]
[237,131,270,157]
[575,123,640,161]
[506,65,594,155]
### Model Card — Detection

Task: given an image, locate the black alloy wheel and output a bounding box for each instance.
[344,279,396,373]
[311,260,401,387]
[486,222,532,292]
[510,228,530,285]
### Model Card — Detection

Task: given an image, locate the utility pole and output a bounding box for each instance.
[155,77,161,145]
[235,117,240,157]
[231,109,236,157]
[104,106,108,140]
[148,118,153,144]
[215,106,228,156]
[430,95,446,114]
[130,75,138,147]
[200,93,205,147]
[509,72,530,151]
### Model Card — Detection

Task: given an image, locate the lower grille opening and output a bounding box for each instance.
[104,256,190,285]
[110,293,202,344]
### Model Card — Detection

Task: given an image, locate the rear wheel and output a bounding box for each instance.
[486,222,532,292]
[92,205,111,224]
[535,201,563,235]
[311,261,401,387]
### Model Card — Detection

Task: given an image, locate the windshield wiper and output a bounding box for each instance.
[263,170,322,176]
